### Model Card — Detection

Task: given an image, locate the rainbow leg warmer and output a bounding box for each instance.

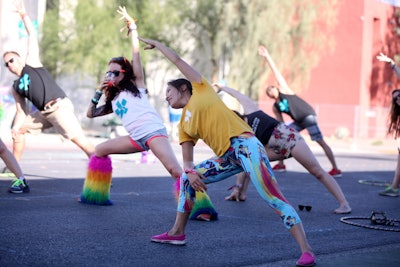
[173,179,218,221]
[190,191,218,221]
[80,155,113,205]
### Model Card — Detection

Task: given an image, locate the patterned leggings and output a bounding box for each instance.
[177,133,301,229]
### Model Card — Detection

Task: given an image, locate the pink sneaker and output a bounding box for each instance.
[272,163,286,172]
[296,252,316,267]
[151,231,186,245]
[329,168,342,178]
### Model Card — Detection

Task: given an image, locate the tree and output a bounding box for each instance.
[41,0,339,100]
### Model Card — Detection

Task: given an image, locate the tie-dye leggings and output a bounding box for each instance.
[177,133,301,229]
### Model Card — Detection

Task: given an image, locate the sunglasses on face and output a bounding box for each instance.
[106,70,125,78]
[298,205,312,211]
[4,58,14,67]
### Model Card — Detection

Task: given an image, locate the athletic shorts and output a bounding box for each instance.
[129,128,168,151]
[267,123,303,158]
[15,98,86,141]
[289,115,323,141]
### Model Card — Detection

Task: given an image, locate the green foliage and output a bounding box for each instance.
[40,0,339,99]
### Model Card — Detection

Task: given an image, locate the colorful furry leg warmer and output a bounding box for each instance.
[173,178,218,221]
[80,155,113,205]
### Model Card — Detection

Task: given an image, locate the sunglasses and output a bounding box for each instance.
[106,70,125,78]
[4,58,14,67]
[298,205,312,211]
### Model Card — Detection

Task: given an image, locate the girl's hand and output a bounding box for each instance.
[100,80,113,90]
[138,37,156,50]
[13,0,26,15]
[187,173,207,192]
[117,6,137,36]
[258,45,268,57]
[376,52,394,64]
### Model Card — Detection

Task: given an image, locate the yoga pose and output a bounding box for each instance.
[3,0,94,192]
[79,7,183,205]
[80,7,217,216]
[259,45,341,178]
[139,37,316,267]
[215,84,351,214]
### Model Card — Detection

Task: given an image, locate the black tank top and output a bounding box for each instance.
[13,65,66,111]
[245,110,279,145]
[273,93,315,122]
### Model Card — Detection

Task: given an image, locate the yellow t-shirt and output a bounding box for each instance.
[179,77,253,157]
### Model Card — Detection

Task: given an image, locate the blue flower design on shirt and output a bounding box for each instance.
[278,98,290,113]
[19,73,30,92]
[115,99,128,118]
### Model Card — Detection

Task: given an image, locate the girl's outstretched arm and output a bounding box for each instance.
[118,6,146,88]
[258,45,293,95]
[139,37,202,83]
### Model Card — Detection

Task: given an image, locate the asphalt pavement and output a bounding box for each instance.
[0,133,399,267]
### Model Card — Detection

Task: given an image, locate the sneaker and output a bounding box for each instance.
[296,252,316,267]
[151,231,186,245]
[272,163,286,172]
[329,168,342,178]
[8,179,30,194]
[379,186,399,197]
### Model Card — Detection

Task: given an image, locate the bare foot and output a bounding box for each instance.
[334,205,352,214]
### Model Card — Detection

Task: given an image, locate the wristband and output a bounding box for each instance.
[91,90,102,104]
[184,169,197,174]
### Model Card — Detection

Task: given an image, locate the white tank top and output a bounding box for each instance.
[111,88,165,140]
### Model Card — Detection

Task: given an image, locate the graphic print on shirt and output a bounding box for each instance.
[184,110,192,122]
[19,73,30,92]
[278,98,290,113]
[115,98,128,119]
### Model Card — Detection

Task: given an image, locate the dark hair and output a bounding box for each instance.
[167,79,193,95]
[104,56,143,112]
[388,89,400,138]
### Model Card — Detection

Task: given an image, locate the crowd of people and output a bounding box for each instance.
[2,2,399,267]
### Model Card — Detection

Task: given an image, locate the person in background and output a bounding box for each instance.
[139,37,316,267]
[215,84,351,214]
[376,52,400,197]
[3,0,94,192]
[259,45,342,178]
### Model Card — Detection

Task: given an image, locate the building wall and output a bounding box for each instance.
[259,0,400,140]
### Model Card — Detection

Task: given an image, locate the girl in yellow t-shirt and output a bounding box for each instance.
[139,38,316,267]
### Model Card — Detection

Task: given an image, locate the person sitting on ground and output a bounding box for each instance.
[214,84,351,214]
[259,45,342,178]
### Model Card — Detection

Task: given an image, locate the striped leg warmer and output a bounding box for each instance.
[173,178,218,221]
[80,155,113,205]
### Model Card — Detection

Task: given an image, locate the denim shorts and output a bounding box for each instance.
[130,128,168,151]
